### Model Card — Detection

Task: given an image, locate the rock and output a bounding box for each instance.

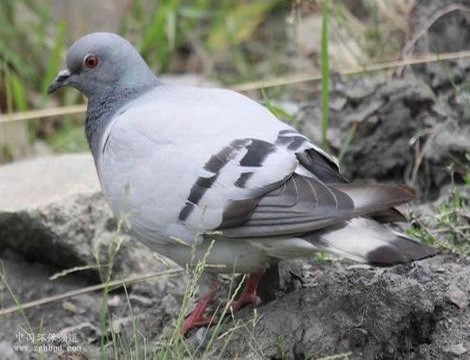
[444,343,468,356]
[210,257,470,360]
[161,294,180,318]
[0,154,98,212]
[57,322,101,344]
[446,283,468,309]
[298,75,469,200]
[0,341,19,360]
[129,293,153,307]
[409,0,470,56]
[0,154,162,280]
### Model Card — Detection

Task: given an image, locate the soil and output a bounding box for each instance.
[214,256,470,360]
[1,248,469,359]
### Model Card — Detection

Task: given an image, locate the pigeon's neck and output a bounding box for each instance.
[85,83,157,157]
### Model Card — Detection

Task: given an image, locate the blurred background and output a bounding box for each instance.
[3,0,469,163]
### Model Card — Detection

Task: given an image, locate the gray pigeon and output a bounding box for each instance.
[48,32,437,335]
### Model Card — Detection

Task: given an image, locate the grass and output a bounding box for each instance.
[320,0,330,151]
[0,218,262,359]
[1,0,469,164]
[0,262,49,360]
[0,0,422,160]
[407,166,470,257]
[261,89,295,123]
[1,0,287,159]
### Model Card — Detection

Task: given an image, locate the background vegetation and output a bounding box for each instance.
[1,0,421,158]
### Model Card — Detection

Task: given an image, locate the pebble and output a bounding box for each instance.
[446,284,469,309]
[444,343,468,356]
[0,341,19,360]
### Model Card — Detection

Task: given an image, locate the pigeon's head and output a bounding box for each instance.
[47,32,157,98]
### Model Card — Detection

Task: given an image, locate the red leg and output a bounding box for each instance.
[230,269,264,313]
[181,288,218,336]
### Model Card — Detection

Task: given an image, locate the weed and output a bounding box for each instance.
[275,334,288,360]
[0,262,48,360]
[320,0,330,151]
[1,0,285,159]
[261,89,295,123]
[407,165,470,256]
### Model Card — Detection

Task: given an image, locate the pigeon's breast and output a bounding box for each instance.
[96,130,200,245]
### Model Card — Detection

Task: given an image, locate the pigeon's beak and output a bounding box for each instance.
[47,69,71,94]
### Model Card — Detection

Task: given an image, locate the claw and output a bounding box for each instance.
[230,293,261,313]
[180,288,218,336]
[180,270,265,335]
[229,269,264,313]
[181,313,218,336]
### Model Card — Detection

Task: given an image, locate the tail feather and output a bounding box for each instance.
[365,234,437,266]
[331,183,415,216]
[368,207,407,223]
[304,218,437,266]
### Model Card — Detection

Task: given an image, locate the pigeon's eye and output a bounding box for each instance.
[83,54,99,69]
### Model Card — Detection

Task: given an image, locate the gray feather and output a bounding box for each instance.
[302,218,437,265]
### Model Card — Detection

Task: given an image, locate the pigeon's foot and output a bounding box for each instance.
[230,270,264,313]
[181,289,218,336]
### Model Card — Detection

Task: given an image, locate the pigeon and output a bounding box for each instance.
[48,32,437,335]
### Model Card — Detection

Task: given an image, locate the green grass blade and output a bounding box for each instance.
[261,89,295,123]
[9,72,27,112]
[206,1,278,51]
[337,122,357,163]
[320,0,330,150]
[140,0,181,71]
[41,22,66,97]
[0,39,34,80]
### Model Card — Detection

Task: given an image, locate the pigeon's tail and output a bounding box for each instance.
[331,183,416,218]
[303,218,437,266]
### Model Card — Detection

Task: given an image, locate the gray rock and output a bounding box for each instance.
[0,341,20,360]
[446,283,468,309]
[0,154,98,212]
[0,154,162,279]
[298,75,469,200]
[409,0,470,56]
[444,343,468,356]
[210,257,470,360]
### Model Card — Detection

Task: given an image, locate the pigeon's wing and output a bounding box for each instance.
[167,135,415,240]
[294,145,406,223]
[218,173,415,238]
[170,137,300,232]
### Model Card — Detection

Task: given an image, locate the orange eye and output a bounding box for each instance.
[83,54,99,69]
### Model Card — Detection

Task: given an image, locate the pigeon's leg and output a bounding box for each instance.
[181,288,218,335]
[181,291,217,335]
[230,269,264,313]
